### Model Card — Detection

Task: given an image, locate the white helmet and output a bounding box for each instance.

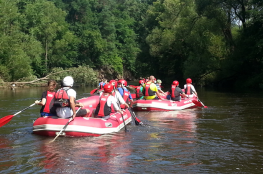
[63,76,74,87]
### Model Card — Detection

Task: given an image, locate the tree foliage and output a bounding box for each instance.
[0,0,262,89]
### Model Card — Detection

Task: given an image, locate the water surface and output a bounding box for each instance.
[0,87,263,173]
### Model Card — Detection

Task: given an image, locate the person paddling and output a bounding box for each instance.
[98,79,105,89]
[94,83,123,119]
[167,80,186,101]
[135,80,144,99]
[109,80,129,111]
[35,79,57,117]
[184,78,197,98]
[156,79,165,95]
[55,76,90,120]
[143,76,163,100]
[117,79,134,108]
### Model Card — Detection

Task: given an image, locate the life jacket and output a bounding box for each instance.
[120,89,130,109]
[143,83,156,96]
[99,82,104,89]
[185,84,193,95]
[136,86,143,98]
[41,91,56,114]
[54,88,70,107]
[95,94,111,117]
[171,85,180,98]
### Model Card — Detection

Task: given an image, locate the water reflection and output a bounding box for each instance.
[128,110,201,172]
[37,133,132,173]
[0,136,15,170]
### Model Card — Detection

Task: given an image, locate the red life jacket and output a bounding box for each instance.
[54,88,70,107]
[120,90,130,109]
[144,83,155,96]
[136,86,143,98]
[95,94,111,117]
[185,84,193,95]
[43,91,56,113]
[171,85,180,98]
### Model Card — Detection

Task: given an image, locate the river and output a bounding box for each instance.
[0,87,263,173]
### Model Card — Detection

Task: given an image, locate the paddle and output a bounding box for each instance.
[0,103,36,128]
[128,107,143,126]
[49,107,82,143]
[121,112,127,132]
[192,100,203,107]
[192,94,208,108]
[90,88,98,95]
[198,98,208,108]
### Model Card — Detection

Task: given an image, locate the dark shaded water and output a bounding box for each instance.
[0,87,263,173]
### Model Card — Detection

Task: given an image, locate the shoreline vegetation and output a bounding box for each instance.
[0,66,99,89]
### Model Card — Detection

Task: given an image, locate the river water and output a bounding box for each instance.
[0,87,263,173]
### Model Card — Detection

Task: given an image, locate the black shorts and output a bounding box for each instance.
[76,109,88,117]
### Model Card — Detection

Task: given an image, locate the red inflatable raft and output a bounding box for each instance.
[132,96,201,111]
[33,96,132,137]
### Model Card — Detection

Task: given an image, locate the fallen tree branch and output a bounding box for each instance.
[5,70,70,86]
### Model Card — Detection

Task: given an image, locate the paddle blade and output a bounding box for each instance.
[204,106,208,108]
[192,100,203,107]
[131,109,143,125]
[134,117,142,125]
[0,115,14,127]
[90,88,98,94]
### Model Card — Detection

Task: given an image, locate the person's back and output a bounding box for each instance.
[55,76,89,119]
[168,81,185,101]
[94,83,123,119]
[184,78,197,98]
[55,87,75,118]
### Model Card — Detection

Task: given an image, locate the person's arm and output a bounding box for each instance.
[75,102,83,107]
[35,92,47,105]
[35,98,46,105]
[156,91,164,100]
[70,96,77,120]
[153,84,164,100]
[179,89,186,98]
[111,98,123,114]
[191,85,198,96]
[128,93,134,107]
[159,89,165,94]
[115,91,129,108]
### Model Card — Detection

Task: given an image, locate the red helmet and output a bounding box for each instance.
[139,80,144,85]
[104,83,113,93]
[186,78,192,84]
[109,80,117,88]
[118,79,127,86]
[172,81,179,86]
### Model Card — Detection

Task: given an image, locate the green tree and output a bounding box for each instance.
[0,0,42,81]
[23,0,78,75]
